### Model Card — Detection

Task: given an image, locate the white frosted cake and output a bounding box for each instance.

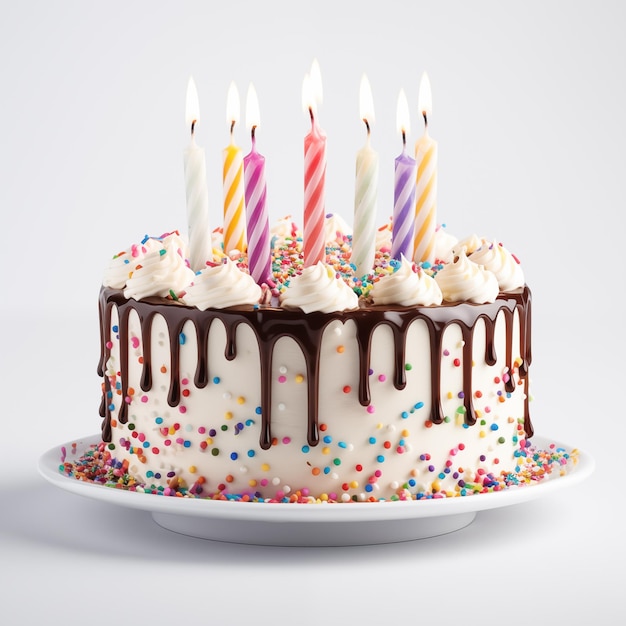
[92,219,533,502]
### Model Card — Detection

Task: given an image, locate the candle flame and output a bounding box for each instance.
[396,88,410,136]
[359,73,375,127]
[185,76,200,130]
[310,58,323,106]
[246,83,261,130]
[418,72,433,119]
[302,59,323,116]
[226,81,240,128]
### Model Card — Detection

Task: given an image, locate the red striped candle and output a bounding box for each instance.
[302,61,326,267]
[243,83,271,285]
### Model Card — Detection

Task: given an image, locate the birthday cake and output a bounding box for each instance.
[58,67,579,503]
[88,217,537,502]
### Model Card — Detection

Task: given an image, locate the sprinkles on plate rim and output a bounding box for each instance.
[59,438,578,504]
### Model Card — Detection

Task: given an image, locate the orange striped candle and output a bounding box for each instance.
[413,72,438,265]
[222,82,246,255]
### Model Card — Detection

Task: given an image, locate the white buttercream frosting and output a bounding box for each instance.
[432,227,459,264]
[270,215,299,242]
[183,258,262,310]
[370,255,443,306]
[453,233,484,256]
[375,222,393,252]
[103,237,163,289]
[279,262,359,313]
[434,247,500,303]
[123,233,195,301]
[324,212,352,243]
[469,240,525,291]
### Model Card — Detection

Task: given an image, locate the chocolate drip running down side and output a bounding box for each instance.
[98,286,533,449]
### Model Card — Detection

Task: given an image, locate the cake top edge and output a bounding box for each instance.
[102,216,525,312]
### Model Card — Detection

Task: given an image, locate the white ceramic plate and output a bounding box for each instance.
[38,434,594,546]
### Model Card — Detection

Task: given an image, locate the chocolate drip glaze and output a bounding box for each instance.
[98,286,533,449]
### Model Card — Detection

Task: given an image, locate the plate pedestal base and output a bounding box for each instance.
[151,510,477,546]
[39,434,593,548]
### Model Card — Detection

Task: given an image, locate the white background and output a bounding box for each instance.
[1,1,624,624]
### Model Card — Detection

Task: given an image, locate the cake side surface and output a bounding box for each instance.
[98,281,532,502]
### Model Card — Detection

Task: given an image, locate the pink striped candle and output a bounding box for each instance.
[243,84,271,285]
[302,61,326,267]
[391,89,417,261]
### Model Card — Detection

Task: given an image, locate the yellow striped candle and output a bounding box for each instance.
[222,82,246,255]
[413,72,438,265]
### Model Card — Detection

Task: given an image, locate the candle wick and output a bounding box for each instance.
[191,120,196,135]
[363,118,370,134]
[230,120,236,135]
[423,112,428,127]
[251,125,256,141]
[309,107,315,124]
[402,130,407,147]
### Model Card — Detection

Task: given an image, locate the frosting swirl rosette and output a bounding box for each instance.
[270,215,300,243]
[434,248,499,303]
[324,212,352,243]
[469,240,524,291]
[103,237,163,289]
[280,261,359,313]
[370,255,443,306]
[375,221,393,252]
[183,258,262,310]
[432,227,459,264]
[453,233,484,256]
[123,233,195,301]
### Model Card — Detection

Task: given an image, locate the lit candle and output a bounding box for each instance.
[222,82,246,255]
[183,76,211,271]
[391,88,417,261]
[302,59,327,267]
[243,83,271,285]
[352,73,379,278]
[413,72,438,265]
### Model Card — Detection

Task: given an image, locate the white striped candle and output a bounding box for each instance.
[183,76,211,271]
[352,74,379,278]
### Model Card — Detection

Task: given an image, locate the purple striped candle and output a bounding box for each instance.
[391,89,417,261]
[243,84,270,285]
